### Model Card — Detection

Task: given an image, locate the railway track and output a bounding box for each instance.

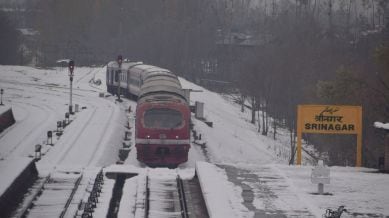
[0,100,56,158]
[13,172,83,218]
[144,173,189,218]
[0,77,97,160]
[0,67,122,218]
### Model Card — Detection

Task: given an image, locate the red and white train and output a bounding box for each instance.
[106,60,190,168]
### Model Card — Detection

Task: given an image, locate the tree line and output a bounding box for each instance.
[2,0,389,167]
[0,11,20,65]
[227,0,389,167]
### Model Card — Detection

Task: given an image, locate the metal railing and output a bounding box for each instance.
[176,176,189,218]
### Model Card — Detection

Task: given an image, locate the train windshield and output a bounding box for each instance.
[143,108,183,129]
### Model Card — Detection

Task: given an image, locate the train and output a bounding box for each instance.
[106,59,191,168]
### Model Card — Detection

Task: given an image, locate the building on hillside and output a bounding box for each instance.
[197,30,270,93]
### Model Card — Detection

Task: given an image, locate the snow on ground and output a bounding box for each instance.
[196,161,252,218]
[178,77,389,217]
[274,164,389,217]
[118,176,137,218]
[1,65,388,217]
[0,65,125,217]
[374,121,389,130]
[0,105,11,114]
[0,65,123,170]
[93,174,116,217]
[179,77,316,166]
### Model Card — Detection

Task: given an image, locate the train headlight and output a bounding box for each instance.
[146,135,150,139]
[175,135,179,139]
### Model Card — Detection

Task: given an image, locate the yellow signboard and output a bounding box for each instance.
[297,105,362,167]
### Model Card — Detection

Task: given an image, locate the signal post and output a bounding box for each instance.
[68,60,75,114]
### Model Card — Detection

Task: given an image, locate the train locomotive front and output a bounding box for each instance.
[135,72,190,168]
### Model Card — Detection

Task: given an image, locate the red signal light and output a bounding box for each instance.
[68,60,75,73]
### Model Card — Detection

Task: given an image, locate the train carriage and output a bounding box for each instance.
[106,61,146,98]
[106,60,191,167]
[135,71,190,167]
[106,61,119,94]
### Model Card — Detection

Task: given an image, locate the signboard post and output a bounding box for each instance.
[297,105,362,166]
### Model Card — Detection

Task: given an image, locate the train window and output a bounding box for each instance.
[130,78,140,87]
[143,108,183,129]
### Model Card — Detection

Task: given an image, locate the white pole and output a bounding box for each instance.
[117,68,120,100]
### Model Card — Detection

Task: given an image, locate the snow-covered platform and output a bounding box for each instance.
[0,157,38,216]
[0,106,15,133]
[103,161,389,217]
[0,106,11,115]
[214,163,389,217]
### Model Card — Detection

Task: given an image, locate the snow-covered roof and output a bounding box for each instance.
[56,59,71,64]
[17,28,38,36]
[216,31,270,46]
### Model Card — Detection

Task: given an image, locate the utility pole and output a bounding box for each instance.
[117,55,123,102]
[68,60,75,114]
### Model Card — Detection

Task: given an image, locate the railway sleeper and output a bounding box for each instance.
[145,175,188,218]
